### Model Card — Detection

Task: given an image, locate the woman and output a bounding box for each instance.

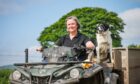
[56,16,95,61]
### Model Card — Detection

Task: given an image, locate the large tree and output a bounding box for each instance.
[38,7,125,47]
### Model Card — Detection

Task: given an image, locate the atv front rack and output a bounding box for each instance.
[14,61,93,66]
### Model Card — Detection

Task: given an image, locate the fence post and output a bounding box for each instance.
[25,48,28,63]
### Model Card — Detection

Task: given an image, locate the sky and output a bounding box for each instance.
[0,0,140,66]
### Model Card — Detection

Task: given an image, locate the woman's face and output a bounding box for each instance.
[66,19,78,33]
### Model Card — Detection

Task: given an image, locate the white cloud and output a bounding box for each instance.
[119,8,140,46]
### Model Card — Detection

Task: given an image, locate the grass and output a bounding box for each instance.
[0,69,13,84]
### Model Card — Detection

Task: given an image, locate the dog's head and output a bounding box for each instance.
[96,24,109,32]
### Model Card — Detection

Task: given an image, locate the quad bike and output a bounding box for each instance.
[9,46,106,84]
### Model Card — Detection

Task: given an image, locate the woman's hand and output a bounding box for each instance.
[86,41,95,49]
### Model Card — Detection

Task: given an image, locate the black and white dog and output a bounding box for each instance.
[96,24,112,63]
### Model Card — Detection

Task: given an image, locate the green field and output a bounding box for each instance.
[0,69,13,84]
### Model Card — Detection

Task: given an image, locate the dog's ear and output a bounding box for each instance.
[96,24,102,31]
[103,24,109,31]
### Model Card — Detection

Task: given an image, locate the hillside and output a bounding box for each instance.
[0,65,15,70]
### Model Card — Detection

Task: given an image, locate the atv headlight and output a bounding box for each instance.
[70,68,80,78]
[13,70,21,80]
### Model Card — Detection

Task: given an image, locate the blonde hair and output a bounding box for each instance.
[66,16,81,29]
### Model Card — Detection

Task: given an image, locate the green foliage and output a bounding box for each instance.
[128,44,140,48]
[0,69,13,84]
[38,7,125,47]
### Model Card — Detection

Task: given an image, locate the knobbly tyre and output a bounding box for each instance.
[9,46,105,84]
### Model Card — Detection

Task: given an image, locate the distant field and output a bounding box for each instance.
[0,69,13,84]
